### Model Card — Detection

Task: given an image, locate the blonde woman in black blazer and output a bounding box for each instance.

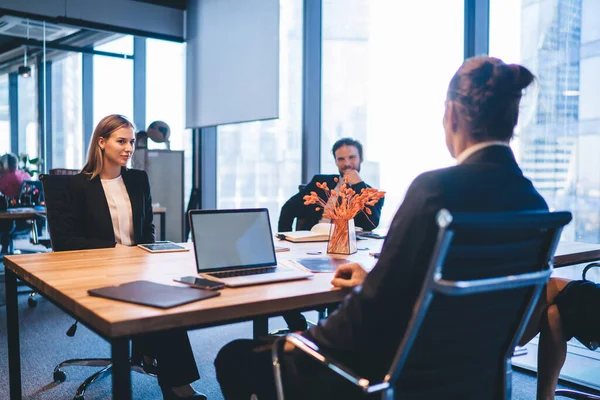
[55,115,205,400]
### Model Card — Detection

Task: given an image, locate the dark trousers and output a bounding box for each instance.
[0,219,30,254]
[137,330,200,388]
[0,220,14,254]
[214,337,368,400]
[282,304,340,331]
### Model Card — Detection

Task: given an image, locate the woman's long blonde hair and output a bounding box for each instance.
[82,114,136,179]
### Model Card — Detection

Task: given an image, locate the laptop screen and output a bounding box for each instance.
[189,209,277,272]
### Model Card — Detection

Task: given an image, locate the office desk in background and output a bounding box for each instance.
[0,207,46,246]
[553,241,600,268]
[3,240,375,400]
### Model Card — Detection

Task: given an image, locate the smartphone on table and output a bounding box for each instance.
[173,276,226,290]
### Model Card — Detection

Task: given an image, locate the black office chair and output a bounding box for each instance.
[555,263,600,399]
[49,168,80,176]
[40,174,156,400]
[272,209,572,399]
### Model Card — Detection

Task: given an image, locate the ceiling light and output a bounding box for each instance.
[18,65,31,78]
[19,20,31,78]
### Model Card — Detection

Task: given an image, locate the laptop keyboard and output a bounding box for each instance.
[209,266,278,278]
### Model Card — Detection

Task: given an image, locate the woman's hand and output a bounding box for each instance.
[331,263,368,288]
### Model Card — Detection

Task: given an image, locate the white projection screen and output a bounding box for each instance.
[186,0,280,128]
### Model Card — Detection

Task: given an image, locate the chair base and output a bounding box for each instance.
[512,346,528,357]
[555,389,600,399]
[54,357,156,400]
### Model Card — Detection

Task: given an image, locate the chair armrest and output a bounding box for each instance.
[582,262,600,281]
[271,333,390,399]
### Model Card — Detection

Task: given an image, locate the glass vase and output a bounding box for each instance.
[327,219,357,255]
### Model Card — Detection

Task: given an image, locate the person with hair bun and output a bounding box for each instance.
[214,56,547,399]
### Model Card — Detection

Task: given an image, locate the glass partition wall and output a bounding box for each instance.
[0,74,9,154]
[490,0,598,242]
[320,0,465,228]
[52,53,83,170]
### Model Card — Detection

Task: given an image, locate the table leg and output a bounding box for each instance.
[6,269,22,399]
[111,337,131,400]
[30,218,38,244]
[253,317,268,339]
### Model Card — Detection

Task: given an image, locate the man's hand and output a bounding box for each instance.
[343,169,363,185]
[331,263,368,288]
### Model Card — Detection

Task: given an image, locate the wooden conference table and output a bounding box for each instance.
[3,239,600,399]
[3,239,376,400]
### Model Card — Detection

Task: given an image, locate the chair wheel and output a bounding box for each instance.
[28,297,37,307]
[74,395,84,400]
[53,369,66,382]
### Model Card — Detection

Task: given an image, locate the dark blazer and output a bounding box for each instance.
[305,146,548,384]
[53,168,155,251]
[277,174,385,232]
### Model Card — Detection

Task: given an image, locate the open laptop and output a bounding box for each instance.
[189,208,313,287]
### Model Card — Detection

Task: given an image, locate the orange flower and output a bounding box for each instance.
[303,176,385,225]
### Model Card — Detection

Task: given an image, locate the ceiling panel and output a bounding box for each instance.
[131,0,187,10]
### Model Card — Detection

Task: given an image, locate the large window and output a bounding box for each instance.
[0,74,9,154]
[52,53,83,169]
[321,0,465,228]
[93,36,134,126]
[146,39,192,205]
[18,66,38,160]
[490,0,595,242]
[216,0,303,228]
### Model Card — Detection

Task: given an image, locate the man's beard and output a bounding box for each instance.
[340,166,361,175]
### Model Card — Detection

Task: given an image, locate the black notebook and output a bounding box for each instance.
[88,280,220,309]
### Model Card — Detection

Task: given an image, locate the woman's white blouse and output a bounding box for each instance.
[100,175,135,246]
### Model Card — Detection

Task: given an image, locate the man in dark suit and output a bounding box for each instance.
[215,57,546,399]
[278,137,385,331]
[277,137,384,233]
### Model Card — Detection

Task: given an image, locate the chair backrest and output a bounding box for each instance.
[295,184,311,231]
[386,209,572,398]
[49,168,80,176]
[39,174,75,252]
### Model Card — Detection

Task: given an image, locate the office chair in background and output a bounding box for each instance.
[273,209,571,399]
[40,174,156,400]
[49,168,80,176]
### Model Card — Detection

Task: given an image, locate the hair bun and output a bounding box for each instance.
[507,64,535,92]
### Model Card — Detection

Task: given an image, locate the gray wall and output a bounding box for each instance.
[186,0,280,128]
